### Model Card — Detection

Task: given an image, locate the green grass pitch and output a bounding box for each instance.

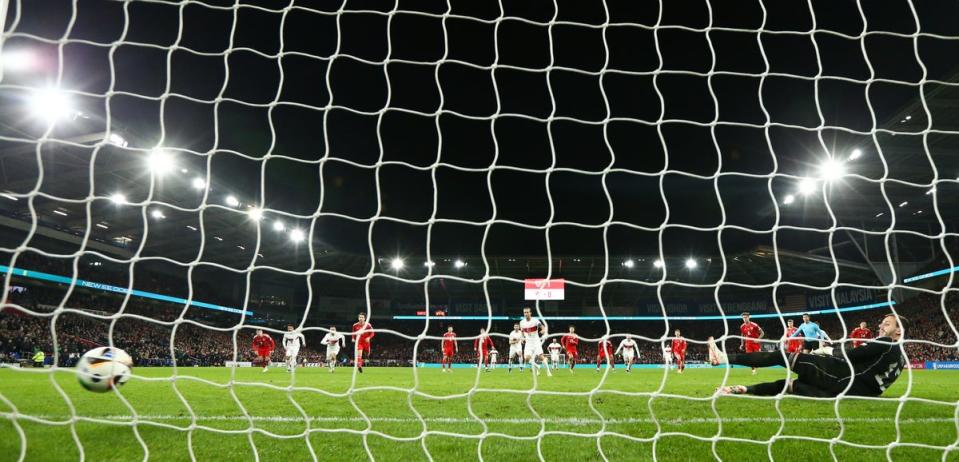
[0,366,957,461]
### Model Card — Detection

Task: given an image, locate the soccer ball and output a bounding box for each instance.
[76,347,133,393]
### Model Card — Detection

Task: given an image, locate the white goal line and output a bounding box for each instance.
[10,414,957,425]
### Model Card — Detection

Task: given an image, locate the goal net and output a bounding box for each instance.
[1,0,958,460]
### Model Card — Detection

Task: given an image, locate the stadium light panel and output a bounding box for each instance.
[817,158,846,182]
[28,88,73,122]
[147,149,174,176]
[623,259,635,268]
[248,207,264,221]
[875,212,884,218]
[107,133,128,148]
[225,195,240,207]
[109,193,127,204]
[96,223,108,229]
[191,177,206,190]
[798,178,817,196]
[150,209,165,219]
[2,49,38,72]
[899,201,908,208]
[454,259,466,269]
[0,192,17,201]
[783,194,795,205]
[289,228,305,243]
[272,220,285,232]
[653,259,664,269]
[424,261,435,267]
[52,210,67,216]
[685,258,698,269]
[390,258,405,270]
[849,149,862,160]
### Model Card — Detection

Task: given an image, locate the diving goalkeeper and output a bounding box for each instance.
[707,314,906,397]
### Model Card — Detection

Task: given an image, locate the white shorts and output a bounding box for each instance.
[285,348,300,359]
[326,347,340,358]
[509,346,523,357]
[524,339,543,357]
[623,353,634,362]
[550,353,560,362]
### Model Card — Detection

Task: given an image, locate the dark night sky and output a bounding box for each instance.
[2,0,959,293]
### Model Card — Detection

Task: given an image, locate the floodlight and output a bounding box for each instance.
[248,207,263,221]
[653,259,664,269]
[273,220,285,232]
[107,133,128,148]
[390,258,405,270]
[623,259,635,268]
[685,258,698,269]
[783,194,795,205]
[28,88,73,122]
[424,261,435,267]
[225,195,240,207]
[191,177,206,190]
[798,178,817,196]
[2,49,39,72]
[289,228,305,243]
[818,158,846,182]
[109,193,127,205]
[454,259,466,269]
[147,149,174,176]
[849,149,862,160]
[150,209,165,219]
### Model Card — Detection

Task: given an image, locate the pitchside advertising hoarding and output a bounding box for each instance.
[925,361,959,370]
[524,278,565,301]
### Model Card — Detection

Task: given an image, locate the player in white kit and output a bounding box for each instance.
[320,326,345,372]
[507,323,525,373]
[615,336,638,373]
[548,339,562,371]
[489,347,499,368]
[282,325,306,372]
[520,307,552,376]
[662,342,673,368]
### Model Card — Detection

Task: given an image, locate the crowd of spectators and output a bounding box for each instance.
[1,272,956,367]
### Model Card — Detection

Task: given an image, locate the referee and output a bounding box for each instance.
[790,313,831,352]
[708,314,907,398]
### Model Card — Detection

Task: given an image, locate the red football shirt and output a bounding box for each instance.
[598,340,613,357]
[474,335,493,352]
[671,338,687,354]
[561,334,579,351]
[252,334,274,351]
[850,327,873,347]
[442,332,457,350]
[741,322,761,345]
[353,321,375,344]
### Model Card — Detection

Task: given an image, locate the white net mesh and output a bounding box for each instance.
[1,0,958,460]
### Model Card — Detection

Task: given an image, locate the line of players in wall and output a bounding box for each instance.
[248,309,875,375]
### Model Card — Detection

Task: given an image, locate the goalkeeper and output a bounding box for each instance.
[707,314,906,397]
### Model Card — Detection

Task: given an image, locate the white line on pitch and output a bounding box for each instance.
[12,415,958,425]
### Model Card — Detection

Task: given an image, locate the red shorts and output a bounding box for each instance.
[598,351,612,359]
[674,352,686,362]
[787,342,802,353]
[255,348,273,358]
[356,342,371,355]
[443,347,455,357]
[744,342,761,354]
[566,349,578,360]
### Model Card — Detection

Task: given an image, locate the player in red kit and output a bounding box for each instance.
[441,326,458,372]
[671,329,687,374]
[251,329,275,373]
[474,328,494,371]
[561,326,579,372]
[596,336,614,371]
[784,319,803,354]
[352,312,375,373]
[740,312,764,375]
[850,321,873,348]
